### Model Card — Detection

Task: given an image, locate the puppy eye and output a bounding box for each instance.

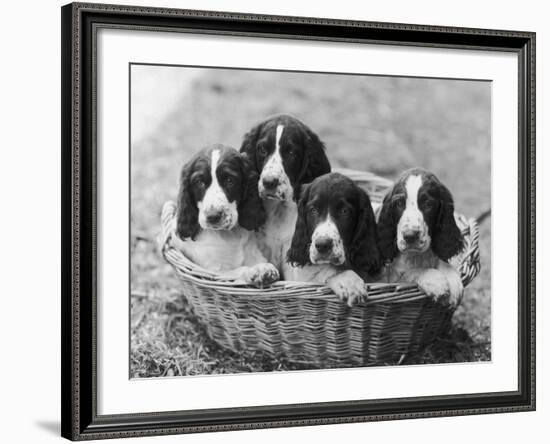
[393,199,405,210]
[224,176,234,186]
[308,206,318,215]
[338,207,349,216]
[419,197,434,210]
[257,143,267,156]
[194,178,206,189]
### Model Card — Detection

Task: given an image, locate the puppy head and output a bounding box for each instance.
[240,114,331,202]
[176,144,265,239]
[287,172,381,275]
[377,168,464,262]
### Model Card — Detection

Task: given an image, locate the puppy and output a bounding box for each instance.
[377,168,464,306]
[286,173,381,305]
[240,114,331,270]
[171,144,279,287]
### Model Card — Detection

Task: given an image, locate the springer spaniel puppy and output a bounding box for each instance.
[377,168,464,306]
[286,173,381,305]
[171,144,279,287]
[240,114,331,270]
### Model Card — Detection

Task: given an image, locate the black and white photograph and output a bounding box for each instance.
[1,0,544,442]
[130,65,491,378]
[58,1,536,441]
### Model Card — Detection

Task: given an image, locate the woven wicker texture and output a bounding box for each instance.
[160,168,481,367]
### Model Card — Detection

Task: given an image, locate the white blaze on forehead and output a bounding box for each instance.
[262,124,284,175]
[397,174,430,251]
[309,213,345,265]
[259,124,293,201]
[197,148,238,229]
[405,175,423,210]
[275,124,284,152]
[200,148,225,209]
[401,174,423,227]
[210,149,221,186]
[267,124,284,167]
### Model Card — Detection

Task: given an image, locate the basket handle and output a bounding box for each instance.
[458,216,481,288]
[159,201,177,252]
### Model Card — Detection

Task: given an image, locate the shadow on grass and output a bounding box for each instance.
[407,325,491,365]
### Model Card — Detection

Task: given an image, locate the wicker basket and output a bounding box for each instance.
[160,168,481,367]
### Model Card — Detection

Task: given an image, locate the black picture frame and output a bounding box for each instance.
[61,2,536,440]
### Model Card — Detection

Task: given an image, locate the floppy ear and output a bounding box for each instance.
[176,161,200,240]
[297,125,331,188]
[237,154,266,231]
[349,188,381,276]
[239,123,261,172]
[431,183,464,262]
[377,187,399,262]
[286,183,311,267]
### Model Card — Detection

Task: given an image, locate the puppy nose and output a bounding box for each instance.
[262,176,279,189]
[403,229,420,244]
[315,237,333,254]
[206,210,223,225]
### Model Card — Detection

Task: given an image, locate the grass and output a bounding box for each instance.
[130,67,492,377]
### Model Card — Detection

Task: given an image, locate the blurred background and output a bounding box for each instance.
[130,65,491,377]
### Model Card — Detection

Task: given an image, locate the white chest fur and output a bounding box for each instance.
[386,249,440,282]
[283,262,340,284]
[384,247,464,307]
[176,228,250,272]
[258,199,298,269]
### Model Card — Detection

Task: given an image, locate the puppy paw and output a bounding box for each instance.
[445,271,464,308]
[327,270,367,307]
[246,263,280,288]
[414,269,450,303]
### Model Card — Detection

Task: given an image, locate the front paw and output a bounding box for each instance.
[246,263,280,288]
[327,270,367,307]
[446,272,464,308]
[414,269,450,303]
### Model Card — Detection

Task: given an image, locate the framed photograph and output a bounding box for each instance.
[61,2,535,440]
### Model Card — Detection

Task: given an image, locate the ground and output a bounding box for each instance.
[130,67,491,378]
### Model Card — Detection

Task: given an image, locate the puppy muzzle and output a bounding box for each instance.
[397,218,430,253]
[199,205,237,230]
[259,178,292,202]
[309,225,346,266]
[259,158,293,202]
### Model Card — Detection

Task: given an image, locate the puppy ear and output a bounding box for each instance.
[286,183,311,267]
[293,182,309,202]
[349,188,381,276]
[237,154,266,231]
[432,183,464,262]
[297,125,331,188]
[377,187,399,262]
[239,123,261,171]
[176,161,200,240]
